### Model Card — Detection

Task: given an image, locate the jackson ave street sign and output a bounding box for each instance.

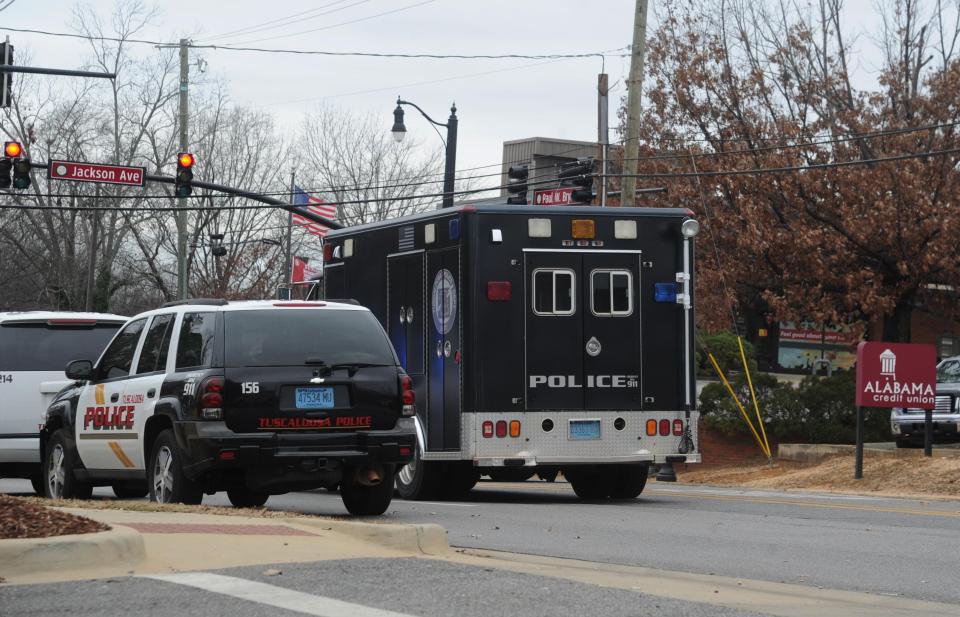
[855,342,936,409]
[48,160,146,187]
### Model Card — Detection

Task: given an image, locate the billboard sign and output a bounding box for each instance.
[855,342,936,409]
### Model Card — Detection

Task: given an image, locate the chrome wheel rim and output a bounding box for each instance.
[397,453,417,486]
[47,444,65,498]
[153,446,174,503]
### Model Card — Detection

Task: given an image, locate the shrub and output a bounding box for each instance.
[699,370,890,444]
[697,331,757,377]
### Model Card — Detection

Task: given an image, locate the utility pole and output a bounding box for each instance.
[285,170,295,285]
[621,0,649,207]
[85,185,100,311]
[598,73,609,207]
[177,38,189,300]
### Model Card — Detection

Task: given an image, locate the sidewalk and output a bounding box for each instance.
[1,504,448,585]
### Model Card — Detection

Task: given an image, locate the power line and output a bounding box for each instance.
[201,0,366,43]
[230,1,436,46]
[610,146,960,179]
[0,26,626,61]
[5,145,958,213]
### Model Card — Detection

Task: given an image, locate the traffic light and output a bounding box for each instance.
[175,152,195,197]
[2,141,27,190]
[558,157,595,204]
[506,165,528,204]
[0,42,13,108]
[12,158,30,189]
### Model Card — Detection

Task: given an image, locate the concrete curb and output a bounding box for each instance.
[779,443,960,462]
[0,524,145,579]
[291,518,449,555]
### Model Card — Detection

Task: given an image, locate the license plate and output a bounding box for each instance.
[295,387,334,409]
[569,419,601,440]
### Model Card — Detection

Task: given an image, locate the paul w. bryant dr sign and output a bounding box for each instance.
[48,160,146,187]
[855,341,936,409]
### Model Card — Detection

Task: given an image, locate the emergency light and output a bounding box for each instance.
[654,282,678,303]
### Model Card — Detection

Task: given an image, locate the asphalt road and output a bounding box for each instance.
[0,558,775,617]
[210,479,960,605]
[3,477,960,608]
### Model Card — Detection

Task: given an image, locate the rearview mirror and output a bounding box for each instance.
[65,359,94,381]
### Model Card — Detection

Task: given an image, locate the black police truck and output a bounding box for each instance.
[320,204,701,501]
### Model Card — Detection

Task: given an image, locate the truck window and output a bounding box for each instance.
[0,322,122,372]
[532,268,575,316]
[98,318,147,380]
[937,360,960,384]
[223,309,397,367]
[135,314,174,374]
[591,270,633,316]
[176,312,217,370]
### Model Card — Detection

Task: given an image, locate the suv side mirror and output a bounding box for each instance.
[65,359,94,381]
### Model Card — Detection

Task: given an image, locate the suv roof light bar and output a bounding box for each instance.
[160,298,230,308]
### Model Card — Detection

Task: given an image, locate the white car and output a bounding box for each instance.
[0,311,126,493]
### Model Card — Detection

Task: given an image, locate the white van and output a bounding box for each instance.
[0,311,126,492]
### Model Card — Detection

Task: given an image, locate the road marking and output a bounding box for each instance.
[144,572,419,617]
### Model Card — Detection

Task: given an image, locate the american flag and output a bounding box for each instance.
[291,185,337,237]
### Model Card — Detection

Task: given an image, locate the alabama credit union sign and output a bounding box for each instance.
[855,342,936,409]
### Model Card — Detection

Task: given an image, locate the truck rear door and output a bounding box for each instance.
[524,250,642,411]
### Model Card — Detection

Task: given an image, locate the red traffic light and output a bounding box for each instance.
[178,152,195,168]
[4,141,23,158]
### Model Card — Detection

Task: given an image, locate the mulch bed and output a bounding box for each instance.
[0,494,109,539]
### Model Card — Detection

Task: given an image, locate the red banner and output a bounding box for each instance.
[291,256,321,283]
[855,342,937,408]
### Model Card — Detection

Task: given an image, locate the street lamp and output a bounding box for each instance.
[391,96,458,208]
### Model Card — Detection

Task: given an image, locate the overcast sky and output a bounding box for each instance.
[1,0,901,183]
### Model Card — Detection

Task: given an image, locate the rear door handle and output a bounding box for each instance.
[110,392,119,402]
[147,388,157,399]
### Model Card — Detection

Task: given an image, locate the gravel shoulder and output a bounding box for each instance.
[678,452,960,500]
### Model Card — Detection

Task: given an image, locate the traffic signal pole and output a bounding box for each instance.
[177,38,189,300]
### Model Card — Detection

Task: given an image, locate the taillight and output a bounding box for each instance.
[509,420,521,438]
[401,374,415,417]
[323,243,334,261]
[659,419,670,436]
[673,419,684,436]
[495,420,507,438]
[482,421,494,438]
[199,376,224,420]
[486,281,512,301]
[646,419,657,436]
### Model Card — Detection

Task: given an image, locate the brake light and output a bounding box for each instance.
[495,420,507,438]
[482,421,494,438]
[401,374,415,417]
[509,420,521,438]
[218,449,237,461]
[659,419,670,436]
[646,419,657,436]
[486,281,512,301]
[47,319,97,326]
[199,376,224,420]
[673,419,684,436]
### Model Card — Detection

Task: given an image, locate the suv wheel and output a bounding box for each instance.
[608,463,649,499]
[342,464,396,515]
[148,429,202,505]
[395,449,443,500]
[227,486,269,508]
[44,429,93,500]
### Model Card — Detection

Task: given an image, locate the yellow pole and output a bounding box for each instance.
[737,336,772,459]
[708,353,769,457]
